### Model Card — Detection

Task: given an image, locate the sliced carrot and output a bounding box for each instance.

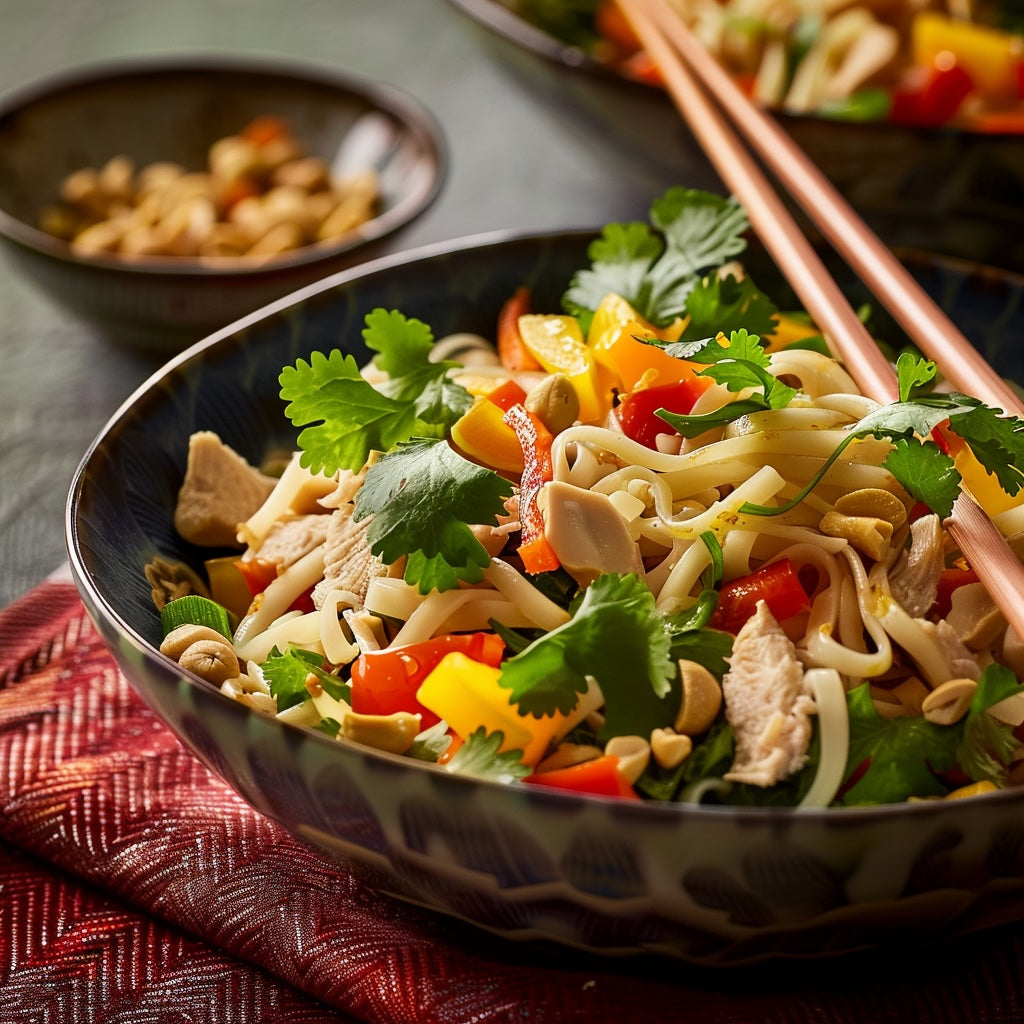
[497,287,543,372]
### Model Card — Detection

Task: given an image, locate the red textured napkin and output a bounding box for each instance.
[3,580,1024,1023]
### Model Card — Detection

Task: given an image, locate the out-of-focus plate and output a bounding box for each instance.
[448,0,1024,275]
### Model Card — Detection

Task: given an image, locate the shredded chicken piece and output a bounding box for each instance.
[917,618,983,681]
[722,601,817,787]
[311,503,386,609]
[243,514,329,572]
[174,431,276,547]
[889,514,944,617]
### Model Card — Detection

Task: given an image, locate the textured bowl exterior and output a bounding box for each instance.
[0,55,445,352]
[68,230,1024,964]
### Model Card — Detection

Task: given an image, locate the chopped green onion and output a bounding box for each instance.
[160,594,233,639]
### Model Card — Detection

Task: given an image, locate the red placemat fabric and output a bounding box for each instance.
[3,580,1024,1024]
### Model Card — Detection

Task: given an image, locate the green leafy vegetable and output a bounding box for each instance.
[676,272,779,342]
[497,573,677,739]
[354,439,514,594]
[839,683,959,805]
[260,647,350,712]
[656,329,798,438]
[562,188,752,328]
[444,727,532,784]
[957,664,1021,786]
[279,310,472,476]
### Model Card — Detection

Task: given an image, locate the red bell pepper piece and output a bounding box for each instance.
[234,558,314,613]
[890,63,975,126]
[931,566,980,621]
[525,755,641,799]
[615,378,710,449]
[484,378,528,412]
[710,558,812,634]
[350,631,505,726]
[503,403,561,574]
[497,287,543,372]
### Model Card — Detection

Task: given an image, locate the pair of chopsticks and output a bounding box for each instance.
[617,0,1024,640]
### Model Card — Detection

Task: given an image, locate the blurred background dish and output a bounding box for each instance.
[0,54,445,353]
[68,226,1024,965]
[448,0,1024,274]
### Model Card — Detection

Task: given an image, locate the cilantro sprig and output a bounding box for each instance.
[562,188,758,329]
[654,329,798,437]
[497,573,678,739]
[279,309,473,476]
[354,438,514,594]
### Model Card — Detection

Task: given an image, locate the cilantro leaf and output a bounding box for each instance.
[896,351,938,401]
[364,308,473,431]
[444,727,532,784]
[406,720,454,763]
[279,311,473,476]
[280,349,417,475]
[677,273,778,342]
[949,404,1024,497]
[882,439,960,518]
[839,683,959,805]
[354,439,513,594]
[958,664,1021,786]
[498,573,677,739]
[562,188,750,327]
[260,647,350,711]
[657,330,797,438]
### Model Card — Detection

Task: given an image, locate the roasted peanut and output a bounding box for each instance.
[525,374,580,434]
[177,638,240,685]
[604,735,650,783]
[922,677,977,725]
[675,659,722,735]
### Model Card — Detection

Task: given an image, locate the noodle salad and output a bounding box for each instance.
[150,187,1024,808]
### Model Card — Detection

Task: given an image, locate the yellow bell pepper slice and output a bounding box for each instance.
[516,313,611,424]
[450,396,525,474]
[586,293,695,392]
[416,652,564,766]
[913,12,1023,100]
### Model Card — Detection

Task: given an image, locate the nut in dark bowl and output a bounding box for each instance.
[0,55,445,352]
[67,219,1024,965]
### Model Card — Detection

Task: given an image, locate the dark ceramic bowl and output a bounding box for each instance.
[67,229,1024,965]
[0,55,445,352]
[447,0,1024,276]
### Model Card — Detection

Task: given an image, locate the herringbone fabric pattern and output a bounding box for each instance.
[2,581,1024,1023]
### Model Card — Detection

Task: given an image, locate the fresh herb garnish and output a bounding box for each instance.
[260,646,350,711]
[655,329,798,437]
[279,309,472,475]
[497,573,678,739]
[444,727,533,784]
[562,187,753,329]
[354,438,514,594]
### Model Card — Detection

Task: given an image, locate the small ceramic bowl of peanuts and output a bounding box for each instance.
[0,56,445,352]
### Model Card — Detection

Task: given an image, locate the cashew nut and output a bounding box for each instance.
[651,727,693,769]
[819,510,894,561]
[159,623,231,661]
[340,710,421,755]
[922,677,978,725]
[833,487,908,529]
[177,638,241,685]
[674,660,722,735]
[604,734,650,783]
[525,374,580,434]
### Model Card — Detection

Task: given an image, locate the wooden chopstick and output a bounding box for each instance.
[617,0,1024,640]
[629,0,1024,418]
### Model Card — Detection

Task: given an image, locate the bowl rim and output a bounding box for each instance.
[446,0,1024,139]
[0,50,447,277]
[65,224,1024,825]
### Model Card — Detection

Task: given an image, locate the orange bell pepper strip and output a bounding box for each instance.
[497,286,543,372]
[525,755,641,799]
[503,403,560,574]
